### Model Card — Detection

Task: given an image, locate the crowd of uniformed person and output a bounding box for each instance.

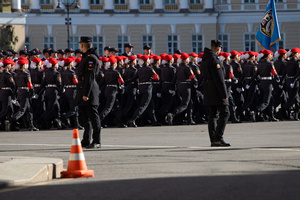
[0,43,300,132]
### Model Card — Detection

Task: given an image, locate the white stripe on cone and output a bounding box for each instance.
[71,138,81,146]
[69,153,86,161]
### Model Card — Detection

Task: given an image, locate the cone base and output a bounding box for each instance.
[61,169,94,178]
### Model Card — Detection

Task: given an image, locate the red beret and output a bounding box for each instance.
[140,55,149,61]
[75,57,82,63]
[136,54,142,59]
[248,51,256,56]
[153,55,161,60]
[101,57,109,62]
[69,56,76,60]
[3,59,14,65]
[173,54,180,60]
[128,56,136,61]
[222,52,230,58]
[181,53,189,60]
[58,57,66,62]
[17,57,29,65]
[218,51,224,56]
[198,52,204,58]
[116,56,122,62]
[64,57,74,64]
[278,49,287,54]
[263,50,273,55]
[291,48,300,53]
[230,51,239,56]
[109,57,117,64]
[189,52,198,57]
[49,57,58,65]
[259,50,264,54]
[32,57,42,64]
[164,55,173,61]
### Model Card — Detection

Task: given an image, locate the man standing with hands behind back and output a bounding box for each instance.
[201,40,231,147]
[76,36,101,149]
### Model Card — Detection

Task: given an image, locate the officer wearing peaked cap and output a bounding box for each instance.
[122,43,135,57]
[201,40,230,147]
[75,36,101,149]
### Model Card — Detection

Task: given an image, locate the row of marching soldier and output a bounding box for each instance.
[0,40,300,134]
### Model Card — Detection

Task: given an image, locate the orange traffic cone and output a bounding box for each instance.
[61,129,94,178]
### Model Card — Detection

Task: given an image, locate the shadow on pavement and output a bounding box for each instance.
[0,170,299,200]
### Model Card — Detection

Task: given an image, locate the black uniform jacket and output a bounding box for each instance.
[201,47,228,106]
[75,48,100,106]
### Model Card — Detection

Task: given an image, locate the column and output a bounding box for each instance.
[129,0,139,13]
[79,0,89,13]
[30,0,40,13]
[104,0,114,13]
[179,0,189,12]
[154,0,163,13]
[12,0,22,12]
[204,0,214,12]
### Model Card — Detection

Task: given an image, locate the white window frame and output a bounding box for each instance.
[165,0,176,5]
[25,36,31,50]
[190,0,201,5]
[167,35,179,55]
[244,33,256,52]
[114,0,126,5]
[191,34,203,53]
[90,0,102,5]
[69,36,80,50]
[139,0,151,5]
[40,0,51,5]
[44,36,55,49]
[93,36,104,56]
[218,34,229,53]
[118,35,129,54]
[278,33,285,50]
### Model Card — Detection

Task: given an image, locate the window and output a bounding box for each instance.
[278,33,284,50]
[218,34,229,53]
[191,35,203,53]
[244,33,256,51]
[115,0,126,4]
[93,36,104,56]
[44,36,55,49]
[40,0,51,5]
[118,35,128,54]
[140,0,151,5]
[190,0,201,4]
[69,36,79,50]
[167,35,178,55]
[216,0,227,4]
[275,0,283,2]
[244,0,255,3]
[25,37,31,50]
[165,0,176,5]
[143,35,153,49]
[21,0,27,5]
[90,0,101,4]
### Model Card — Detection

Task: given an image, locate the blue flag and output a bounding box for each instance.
[255,0,281,52]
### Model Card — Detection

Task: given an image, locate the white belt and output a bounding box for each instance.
[287,76,294,79]
[244,77,252,80]
[47,84,57,88]
[1,87,12,90]
[224,79,232,82]
[152,82,160,85]
[19,87,28,90]
[65,85,76,88]
[106,84,118,87]
[260,77,272,80]
[139,82,152,85]
[34,84,41,87]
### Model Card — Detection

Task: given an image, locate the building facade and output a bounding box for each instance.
[0,0,300,55]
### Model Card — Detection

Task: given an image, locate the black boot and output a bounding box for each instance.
[54,118,62,129]
[74,117,84,129]
[29,122,39,131]
[127,117,138,127]
[167,113,174,125]
[231,112,241,123]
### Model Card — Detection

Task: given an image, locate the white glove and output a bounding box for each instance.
[279,85,283,89]
[236,88,242,93]
[137,90,140,95]
[290,83,295,88]
[196,90,202,95]
[234,79,238,84]
[256,85,259,90]
[57,96,60,100]
[276,78,280,83]
[169,90,175,96]
[119,85,125,89]
[245,84,250,90]
[63,88,65,93]
[33,94,39,99]
[156,93,162,98]
[12,99,17,105]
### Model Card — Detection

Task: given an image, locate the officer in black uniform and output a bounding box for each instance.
[167,53,198,125]
[37,57,62,129]
[127,55,160,127]
[30,57,45,124]
[249,50,279,122]
[60,57,83,129]
[122,56,138,120]
[122,43,135,57]
[0,59,15,128]
[75,36,101,148]
[6,57,39,131]
[278,48,300,120]
[151,55,162,119]
[201,40,230,147]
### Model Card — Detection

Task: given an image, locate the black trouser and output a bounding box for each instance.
[80,105,101,145]
[0,90,13,122]
[100,86,118,120]
[172,83,192,116]
[159,83,175,116]
[225,83,236,118]
[40,88,61,121]
[12,89,33,125]
[231,83,244,116]
[121,84,137,119]
[272,81,287,110]
[32,87,45,121]
[208,105,230,143]
[132,84,154,120]
[61,88,79,121]
[281,78,300,113]
[241,80,256,112]
[256,80,273,112]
